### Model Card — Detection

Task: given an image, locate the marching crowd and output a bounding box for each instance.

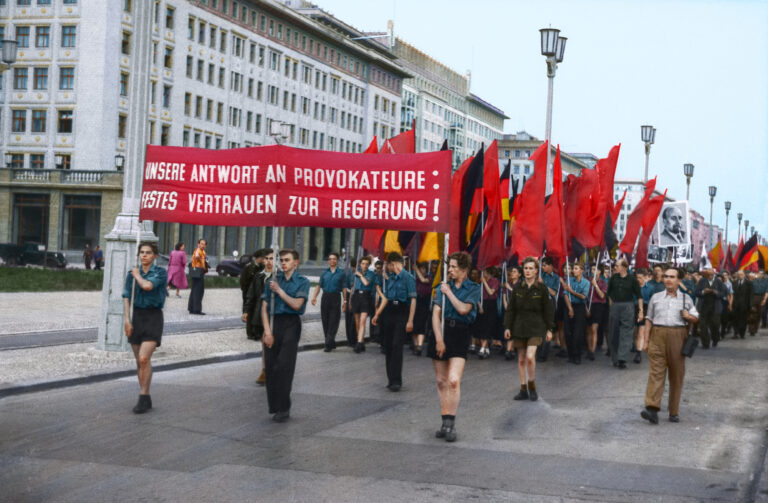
[120,243,768,439]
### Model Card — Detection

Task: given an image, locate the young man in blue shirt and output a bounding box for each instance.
[122,242,167,414]
[372,252,417,391]
[562,262,590,364]
[261,249,311,422]
[311,252,346,352]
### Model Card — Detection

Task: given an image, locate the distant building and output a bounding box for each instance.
[497,131,591,188]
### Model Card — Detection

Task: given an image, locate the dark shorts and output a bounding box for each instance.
[588,303,607,324]
[350,290,373,314]
[428,320,471,360]
[513,337,543,349]
[129,307,163,347]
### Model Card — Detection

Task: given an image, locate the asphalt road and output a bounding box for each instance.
[2,333,767,502]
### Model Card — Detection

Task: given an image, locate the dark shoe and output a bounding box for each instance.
[712,340,718,347]
[413,345,422,356]
[669,415,680,423]
[360,342,366,352]
[556,349,568,358]
[323,346,332,353]
[586,351,595,361]
[435,420,448,438]
[605,349,611,356]
[536,357,546,363]
[387,384,401,392]
[353,342,362,353]
[256,368,266,386]
[132,394,151,414]
[641,407,659,424]
[272,411,290,423]
[633,352,642,364]
[380,346,387,354]
[444,425,457,442]
[617,361,627,369]
[529,389,538,401]
[513,388,529,400]
[504,351,515,361]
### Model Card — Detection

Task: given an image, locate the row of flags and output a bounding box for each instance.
[359,126,763,273]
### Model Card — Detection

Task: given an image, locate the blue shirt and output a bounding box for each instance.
[262,271,311,315]
[433,279,480,325]
[567,277,590,305]
[753,277,768,295]
[353,269,376,291]
[319,267,346,293]
[541,271,560,299]
[385,269,417,302]
[122,264,167,309]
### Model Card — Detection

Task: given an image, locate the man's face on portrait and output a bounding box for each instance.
[663,207,684,235]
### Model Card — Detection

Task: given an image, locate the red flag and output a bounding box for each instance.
[449,156,474,253]
[386,120,415,154]
[635,190,667,268]
[567,168,601,249]
[585,144,621,248]
[510,141,547,259]
[618,178,656,254]
[544,146,567,259]
[737,234,759,270]
[724,243,735,272]
[733,237,745,270]
[477,141,504,268]
[363,136,378,154]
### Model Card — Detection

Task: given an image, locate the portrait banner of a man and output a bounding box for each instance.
[654,201,690,247]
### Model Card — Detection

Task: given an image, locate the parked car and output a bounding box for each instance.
[0,242,68,268]
[215,254,251,277]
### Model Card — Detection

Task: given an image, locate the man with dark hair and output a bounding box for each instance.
[311,252,346,352]
[660,206,686,245]
[641,267,698,424]
[188,238,208,315]
[241,249,267,341]
[537,256,559,362]
[694,268,728,348]
[123,241,166,414]
[243,250,273,385]
[372,252,417,391]
[261,249,310,422]
[607,258,643,369]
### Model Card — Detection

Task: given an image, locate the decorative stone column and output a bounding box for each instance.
[97,0,155,351]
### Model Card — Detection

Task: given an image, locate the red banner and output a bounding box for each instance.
[139,145,452,232]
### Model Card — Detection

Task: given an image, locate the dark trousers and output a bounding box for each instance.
[381,303,409,386]
[609,302,635,364]
[188,276,205,313]
[264,315,301,414]
[320,292,341,349]
[565,303,587,361]
[748,295,763,335]
[698,309,720,348]
[733,307,749,337]
[720,307,731,336]
[345,292,356,345]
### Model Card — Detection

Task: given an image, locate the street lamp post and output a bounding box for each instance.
[684,163,694,201]
[737,212,743,241]
[539,27,566,194]
[708,186,717,250]
[641,125,656,185]
[745,219,750,238]
[724,201,731,247]
[751,226,755,237]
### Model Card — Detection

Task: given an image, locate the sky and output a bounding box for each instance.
[314,0,768,244]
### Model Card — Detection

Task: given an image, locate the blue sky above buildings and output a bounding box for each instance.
[316,0,768,241]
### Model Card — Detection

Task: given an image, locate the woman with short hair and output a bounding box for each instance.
[503,257,555,401]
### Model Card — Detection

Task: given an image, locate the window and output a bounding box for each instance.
[194,95,202,118]
[13,67,27,90]
[61,26,76,48]
[160,124,170,145]
[247,77,253,97]
[217,102,223,124]
[121,31,131,55]
[152,41,158,64]
[185,55,193,77]
[119,72,129,96]
[207,63,215,84]
[31,110,46,132]
[219,30,226,52]
[30,154,44,169]
[249,43,256,63]
[206,99,213,121]
[183,128,190,147]
[258,47,264,66]
[188,16,195,40]
[123,0,131,11]
[184,92,191,115]
[10,154,24,169]
[165,7,174,29]
[209,26,217,49]
[256,81,263,100]
[255,114,261,133]
[198,21,206,43]
[35,26,50,48]
[162,85,171,107]
[59,154,71,169]
[163,46,172,68]
[58,110,73,133]
[14,26,29,48]
[59,67,74,90]
[150,81,156,104]
[12,110,26,132]
[269,51,279,71]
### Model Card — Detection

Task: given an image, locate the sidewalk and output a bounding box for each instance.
[0,288,334,396]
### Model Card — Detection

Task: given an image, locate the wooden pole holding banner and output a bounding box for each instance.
[269,226,279,329]
[128,219,142,323]
[441,233,449,333]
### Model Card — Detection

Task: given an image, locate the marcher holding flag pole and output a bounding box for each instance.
[429,243,479,443]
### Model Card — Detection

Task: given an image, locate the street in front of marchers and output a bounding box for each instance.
[1,289,767,502]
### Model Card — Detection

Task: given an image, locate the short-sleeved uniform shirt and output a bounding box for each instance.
[262,271,311,315]
[385,269,417,302]
[319,267,346,293]
[122,264,167,309]
[433,279,480,325]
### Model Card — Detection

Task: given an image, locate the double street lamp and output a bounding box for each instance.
[737,213,743,240]
[539,27,567,193]
[745,219,750,238]
[724,201,731,246]
[641,125,657,185]
[708,186,717,249]
[683,163,694,201]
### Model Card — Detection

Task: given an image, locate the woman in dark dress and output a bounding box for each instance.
[412,262,434,356]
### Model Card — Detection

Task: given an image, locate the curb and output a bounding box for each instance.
[0,339,345,399]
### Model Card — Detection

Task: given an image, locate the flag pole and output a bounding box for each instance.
[270,226,279,330]
[442,232,449,334]
[129,218,142,323]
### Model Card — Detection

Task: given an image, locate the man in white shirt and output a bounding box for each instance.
[641,267,699,425]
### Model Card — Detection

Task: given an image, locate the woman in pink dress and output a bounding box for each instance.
[167,242,188,297]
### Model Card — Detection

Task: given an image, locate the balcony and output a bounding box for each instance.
[0,168,123,189]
